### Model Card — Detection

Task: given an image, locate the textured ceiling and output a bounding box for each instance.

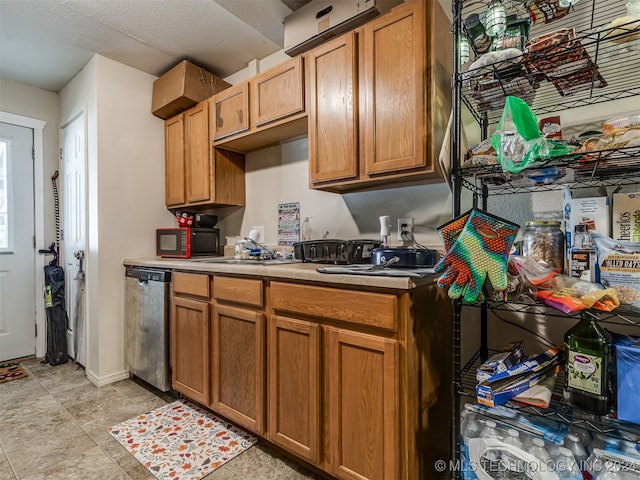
[0,0,294,92]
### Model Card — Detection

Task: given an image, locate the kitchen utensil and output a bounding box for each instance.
[370,248,439,268]
[194,214,218,228]
[293,239,381,264]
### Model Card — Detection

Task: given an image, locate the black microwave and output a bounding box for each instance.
[156,227,220,258]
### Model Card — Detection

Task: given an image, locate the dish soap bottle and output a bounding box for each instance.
[301,217,312,241]
[564,313,612,416]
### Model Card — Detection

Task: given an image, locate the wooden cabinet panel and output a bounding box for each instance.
[213,276,263,307]
[211,82,249,141]
[307,32,358,184]
[271,281,397,331]
[171,296,210,404]
[165,115,185,207]
[164,100,245,209]
[328,328,398,480]
[363,2,426,175]
[268,315,321,463]
[211,304,265,434]
[184,102,211,203]
[211,148,245,206]
[308,0,451,192]
[173,272,210,298]
[250,56,304,128]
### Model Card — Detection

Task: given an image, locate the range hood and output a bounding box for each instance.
[283,0,402,56]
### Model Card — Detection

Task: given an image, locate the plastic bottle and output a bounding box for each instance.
[568,426,592,448]
[564,433,588,467]
[569,224,597,282]
[554,447,582,479]
[501,429,526,480]
[526,438,551,480]
[461,411,482,441]
[301,217,312,241]
[564,313,613,416]
[480,420,503,476]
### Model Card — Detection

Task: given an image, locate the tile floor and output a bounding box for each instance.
[0,358,325,480]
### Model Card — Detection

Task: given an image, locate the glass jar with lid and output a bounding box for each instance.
[522,220,565,273]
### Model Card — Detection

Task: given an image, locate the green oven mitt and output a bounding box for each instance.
[435,209,519,303]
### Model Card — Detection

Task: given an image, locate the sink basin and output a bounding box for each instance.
[192,257,299,265]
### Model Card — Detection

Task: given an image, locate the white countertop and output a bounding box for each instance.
[122,257,439,290]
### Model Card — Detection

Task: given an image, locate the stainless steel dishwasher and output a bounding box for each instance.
[125,267,172,391]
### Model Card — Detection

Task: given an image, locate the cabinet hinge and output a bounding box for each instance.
[32,146,35,160]
[59,148,63,161]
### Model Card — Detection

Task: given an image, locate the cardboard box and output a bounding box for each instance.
[152,60,230,119]
[563,187,610,249]
[476,345,564,408]
[612,192,640,242]
[476,340,526,383]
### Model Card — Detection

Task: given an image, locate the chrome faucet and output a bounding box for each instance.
[242,237,278,260]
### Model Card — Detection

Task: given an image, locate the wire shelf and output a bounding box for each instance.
[460,145,640,194]
[460,348,640,443]
[458,0,640,125]
[463,300,640,327]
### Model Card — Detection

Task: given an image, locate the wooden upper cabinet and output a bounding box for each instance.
[184,101,211,203]
[165,114,185,207]
[308,0,452,192]
[362,0,425,175]
[250,56,304,129]
[307,32,359,184]
[211,82,249,141]
[164,99,246,209]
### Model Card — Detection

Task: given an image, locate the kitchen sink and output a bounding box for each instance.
[192,257,300,265]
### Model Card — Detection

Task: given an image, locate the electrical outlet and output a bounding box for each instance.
[397,217,413,241]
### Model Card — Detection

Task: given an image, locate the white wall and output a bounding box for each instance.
[59,54,174,385]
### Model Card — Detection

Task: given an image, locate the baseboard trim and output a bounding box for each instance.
[86,368,129,387]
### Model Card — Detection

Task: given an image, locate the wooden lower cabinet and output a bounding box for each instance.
[170,275,452,480]
[268,315,321,464]
[210,303,265,434]
[327,328,399,480]
[171,296,210,405]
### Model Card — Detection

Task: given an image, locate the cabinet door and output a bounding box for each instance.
[184,101,211,204]
[211,304,265,434]
[362,1,426,175]
[307,32,359,184]
[211,82,249,141]
[328,328,398,480]
[268,315,321,464]
[171,296,210,404]
[165,114,185,207]
[250,56,304,129]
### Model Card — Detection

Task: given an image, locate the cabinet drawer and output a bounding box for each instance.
[214,276,263,307]
[173,272,210,298]
[271,282,397,331]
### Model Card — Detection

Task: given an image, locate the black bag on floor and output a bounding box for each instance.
[44,263,69,366]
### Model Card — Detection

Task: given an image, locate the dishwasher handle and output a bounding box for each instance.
[125,267,171,283]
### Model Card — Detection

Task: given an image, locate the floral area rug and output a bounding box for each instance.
[0,362,28,385]
[108,400,258,480]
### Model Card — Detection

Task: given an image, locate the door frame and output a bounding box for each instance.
[0,111,46,358]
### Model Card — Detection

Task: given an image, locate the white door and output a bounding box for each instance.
[0,122,35,361]
[62,115,86,365]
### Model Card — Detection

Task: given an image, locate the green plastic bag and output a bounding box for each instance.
[491,96,575,173]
